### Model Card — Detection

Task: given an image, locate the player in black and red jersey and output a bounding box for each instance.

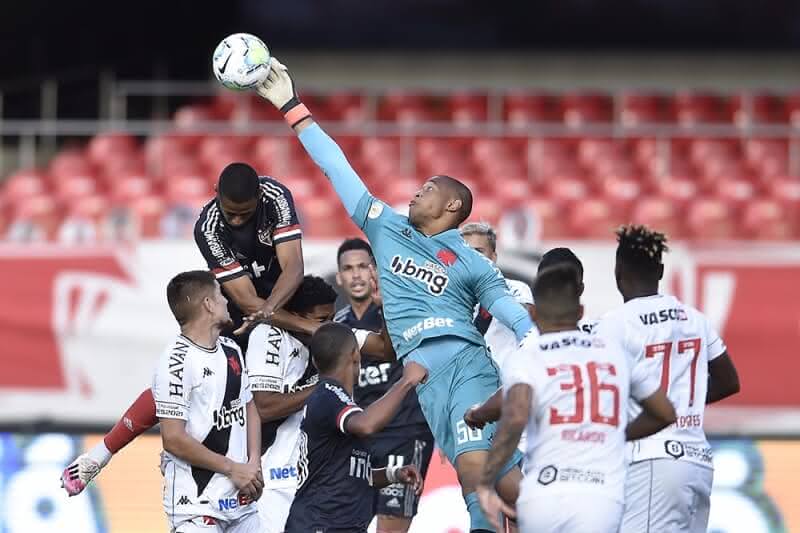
[62,162,314,496]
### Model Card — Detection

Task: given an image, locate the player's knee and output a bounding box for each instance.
[376,514,412,533]
[454,450,487,493]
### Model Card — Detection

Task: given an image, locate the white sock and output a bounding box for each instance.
[87,440,112,468]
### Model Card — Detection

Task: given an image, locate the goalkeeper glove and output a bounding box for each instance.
[255,58,311,127]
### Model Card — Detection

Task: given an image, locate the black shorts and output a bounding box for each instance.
[369,435,435,519]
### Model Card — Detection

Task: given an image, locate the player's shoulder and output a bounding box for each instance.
[333,305,353,324]
[219,335,243,355]
[193,198,222,235]
[248,323,294,347]
[505,278,533,302]
[319,379,356,404]
[258,175,292,196]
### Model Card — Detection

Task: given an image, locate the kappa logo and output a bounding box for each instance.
[227,356,241,376]
[289,348,300,359]
[436,248,458,266]
[177,495,190,505]
[203,367,214,378]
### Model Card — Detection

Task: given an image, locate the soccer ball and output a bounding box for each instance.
[212,33,271,91]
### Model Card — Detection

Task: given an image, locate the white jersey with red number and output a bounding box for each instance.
[504,330,659,504]
[152,334,256,523]
[246,325,317,490]
[595,294,727,468]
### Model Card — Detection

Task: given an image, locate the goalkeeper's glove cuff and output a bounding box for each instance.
[280,97,311,128]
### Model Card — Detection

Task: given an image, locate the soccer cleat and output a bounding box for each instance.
[60,454,101,496]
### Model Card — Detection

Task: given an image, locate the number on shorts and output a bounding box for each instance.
[547,362,620,427]
[456,420,483,444]
[645,338,702,406]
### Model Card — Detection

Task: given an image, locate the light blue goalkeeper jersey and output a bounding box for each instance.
[298,123,532,358]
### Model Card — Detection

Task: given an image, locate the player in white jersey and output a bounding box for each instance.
[246,275,337,533]
[596,225,741,533]
[475,265,677,533]
[246,275,393,533]
[152,271,264,533]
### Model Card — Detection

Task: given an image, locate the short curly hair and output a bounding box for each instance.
[284,275,338,314]
[615,224,669,277]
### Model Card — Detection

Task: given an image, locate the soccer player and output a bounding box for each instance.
[152,271,264,533]
[62,162,313,496]
[334,238,435,533]
[596,225,741,533]
[475,265,677,533]
[460,222,533,368]
[464,246,586,434]
[258,60,533,531]
[246,275,338,533]
[284,323,427,533]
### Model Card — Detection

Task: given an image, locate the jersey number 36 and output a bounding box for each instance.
[547,362,620,427]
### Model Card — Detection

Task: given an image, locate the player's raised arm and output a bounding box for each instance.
[471,254,534,342]
[255,60,370,220]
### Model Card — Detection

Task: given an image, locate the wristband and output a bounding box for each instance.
[386,465,400,484]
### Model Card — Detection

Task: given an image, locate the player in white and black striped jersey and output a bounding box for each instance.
[153,270,264,533]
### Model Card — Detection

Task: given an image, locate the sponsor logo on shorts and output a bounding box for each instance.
[538,465,557,485]
[558,467,606,485]
[386,497,401,508]
[665,440,685,459]
[218,493,252,511]
[380,486,406,497]
[269,466,298,480]
[177,495,190,505]
[403,317,455,341]
[390,255,449,295]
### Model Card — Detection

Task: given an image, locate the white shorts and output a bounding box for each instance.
[172,512,263,533]
[621,459,713,533]
[257,487,295,533]
[517,493,623,533]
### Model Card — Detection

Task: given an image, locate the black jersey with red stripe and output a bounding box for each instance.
[285,377,374,532]
[194,176,302,331]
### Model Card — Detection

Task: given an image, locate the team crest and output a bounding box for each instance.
[257,227,273,245]
[227,356,242,376]
[436,248,458,266]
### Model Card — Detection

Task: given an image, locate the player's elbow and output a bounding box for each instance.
[253,394,281,422]
[161,429,186,457]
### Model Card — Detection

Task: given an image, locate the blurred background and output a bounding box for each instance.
[0,1,798,531]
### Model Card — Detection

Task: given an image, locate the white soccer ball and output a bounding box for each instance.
[212,33,271,91]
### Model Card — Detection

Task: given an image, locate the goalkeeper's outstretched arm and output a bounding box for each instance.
[255,59,368,218]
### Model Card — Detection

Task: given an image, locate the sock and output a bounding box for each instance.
[465,491,495,532]
[103,388,158,454]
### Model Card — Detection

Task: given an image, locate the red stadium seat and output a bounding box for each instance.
[630,197,686,239]
[741,199,795,240]
[544,177,589,202]
[601,176,643,209]
[468,196,504,225]
[109,173,153,202]
[87,133,138,166]
[621,93,674,125]
[6,195,61,241]
[733,93,789,125]
[653,176,698,207]
[164,175,213,201]
[715,178,756,208]
[567,198,619,239]
[503,92,563,125]
[675,91,733,124]
[686,198,736,240]
[525,198,569,239]
[127,195,166,238]
[562,92,614,126]
[767,177,800,209]
[277,175,318,203]
[2,170,46,201]
[49,149,93,181]
[449,92,488,125]
[53,174,97,201]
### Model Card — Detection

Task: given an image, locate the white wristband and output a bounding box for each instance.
[386,465,400,484]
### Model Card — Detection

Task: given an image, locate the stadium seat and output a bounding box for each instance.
[686,198,736,239]
[164,175,213,201]
[741,199,795,240]
[563,92,614,126]
[127,195,166,238]
[600,175,643,210]
[49,149,93,182]
[630,197,685,239]
[653,176,699,207]
[87,133,138,167]
[620,92,674,125]
[714,178,756,208]
[544,177,589,202]
[524,198,568,239]
[53,174,97,201]
[567,198,620,239]
[675,91,733,124]
[2,170,46,201]
[109,173,154,202]
[503,92,563,125]
[733,92,789,125]
[6,195,61,242]
[57,195,110,244]
[449,92,488,125]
